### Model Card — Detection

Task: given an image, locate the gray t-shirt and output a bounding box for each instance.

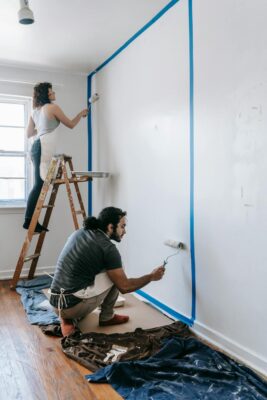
[50,229,122,308]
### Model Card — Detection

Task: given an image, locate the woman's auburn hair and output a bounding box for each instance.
[33,82,52,108]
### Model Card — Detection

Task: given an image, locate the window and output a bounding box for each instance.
[0,95,32,207]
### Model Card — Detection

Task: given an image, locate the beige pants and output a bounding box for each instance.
[58,282,119,324]
[39,131,58,180]
[51,272,119,323]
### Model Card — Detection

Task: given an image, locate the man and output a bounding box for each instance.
[49,207,165,336]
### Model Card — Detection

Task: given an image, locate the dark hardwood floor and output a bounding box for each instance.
[0,280,121,400]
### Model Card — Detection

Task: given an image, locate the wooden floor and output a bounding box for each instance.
[0,280,122,400]
[2,280,265,399]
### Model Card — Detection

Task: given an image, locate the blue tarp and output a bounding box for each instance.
[87,337,267,400]
[16,275,60,325]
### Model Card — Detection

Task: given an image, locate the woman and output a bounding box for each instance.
[23,82,88,233]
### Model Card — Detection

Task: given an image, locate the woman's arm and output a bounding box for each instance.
[26,116,37,138]
[50,104,88,129]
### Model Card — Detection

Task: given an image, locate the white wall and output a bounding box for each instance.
[92,0,192,321]
[0,64,88,279]
[91,0,267,375]
[193,0,267,375]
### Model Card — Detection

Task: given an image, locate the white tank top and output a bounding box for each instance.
[32,105,60,138]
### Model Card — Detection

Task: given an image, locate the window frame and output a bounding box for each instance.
[0,94,32,208]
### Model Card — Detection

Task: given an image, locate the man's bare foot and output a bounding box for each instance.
[60,318,75,337]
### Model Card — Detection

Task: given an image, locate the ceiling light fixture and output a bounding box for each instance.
[18,0,34,25]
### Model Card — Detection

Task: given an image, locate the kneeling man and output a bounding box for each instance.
[49,207,165,336]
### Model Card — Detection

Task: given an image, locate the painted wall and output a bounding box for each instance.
[0,64,88,279]
[90,0,267,375]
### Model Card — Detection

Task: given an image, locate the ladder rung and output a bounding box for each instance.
[42,205,54,208]
[24,253,41,262]
[75,210,83,215]
[53,176,90,185]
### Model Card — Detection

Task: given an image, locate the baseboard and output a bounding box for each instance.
[0,265,56,281]
[192,320,267,378]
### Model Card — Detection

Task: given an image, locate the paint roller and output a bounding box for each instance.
[88,93,100,109]
[163,239,184,266]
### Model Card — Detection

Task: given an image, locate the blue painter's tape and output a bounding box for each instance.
[136,289,193,326]
[88,0,180,77]
[87,0,196,322]
[188,0,196,321]
[87,75,92,216]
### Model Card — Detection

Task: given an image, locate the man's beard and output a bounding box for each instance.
[110,231,121,242]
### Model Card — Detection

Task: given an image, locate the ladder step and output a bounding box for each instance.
[53,176,90,185]
[24,253,41,262]
[42,205,54,208]
[75,210,83,215]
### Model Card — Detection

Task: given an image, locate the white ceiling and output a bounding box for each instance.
[0,0,168,74]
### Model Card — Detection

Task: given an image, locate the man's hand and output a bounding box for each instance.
[150,265,165,281]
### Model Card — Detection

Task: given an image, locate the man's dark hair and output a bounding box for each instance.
[83,207,127,233]
[33,82,52,108]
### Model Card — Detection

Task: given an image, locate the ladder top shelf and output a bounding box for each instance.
[72,171,110,178]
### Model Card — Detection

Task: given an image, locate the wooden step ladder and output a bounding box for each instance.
[10,154,91,289]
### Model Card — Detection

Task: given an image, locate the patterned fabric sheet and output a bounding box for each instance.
[87,336,267,400]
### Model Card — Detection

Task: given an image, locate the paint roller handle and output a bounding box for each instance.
[150,265,165,281]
